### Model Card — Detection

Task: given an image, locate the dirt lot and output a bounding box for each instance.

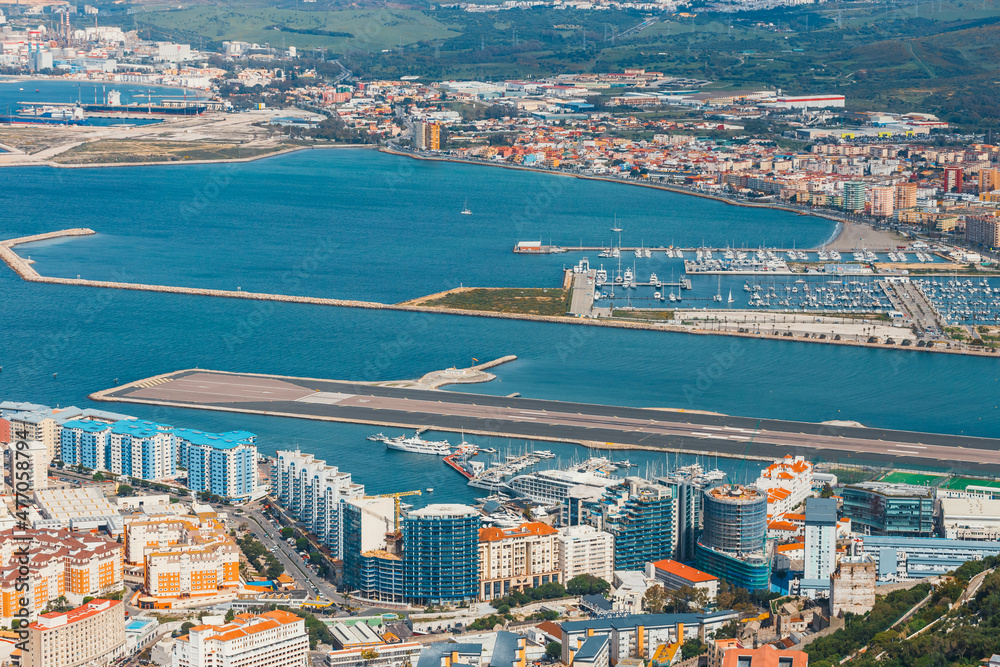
[51,139,288,164]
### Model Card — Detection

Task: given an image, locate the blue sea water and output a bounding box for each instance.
[1,146,999,505]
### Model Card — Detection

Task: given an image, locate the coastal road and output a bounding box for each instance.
[94,369,1000,474]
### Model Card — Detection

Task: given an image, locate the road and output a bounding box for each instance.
[99,369,1000,475]
[243,505,342,604]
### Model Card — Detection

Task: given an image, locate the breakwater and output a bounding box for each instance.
[3,229,997,358]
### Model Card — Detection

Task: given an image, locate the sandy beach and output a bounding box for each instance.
[825,221,908,251]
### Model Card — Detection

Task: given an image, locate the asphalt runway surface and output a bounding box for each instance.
[95,370,1000,475]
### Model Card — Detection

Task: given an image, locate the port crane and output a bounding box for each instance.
[363,490,423,531]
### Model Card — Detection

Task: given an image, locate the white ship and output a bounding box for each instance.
[379,433,452,455]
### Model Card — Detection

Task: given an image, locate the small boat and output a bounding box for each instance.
[728,290,734,304]
[426,487,434,492]
[461,197,472,215]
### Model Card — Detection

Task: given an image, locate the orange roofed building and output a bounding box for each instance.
[23,599,126,667]
[0,528,123,628]
[478,522,562,601]
[756,456,814,517]
[721,644,809,667]
[174,610,308,667]
[646,559,719,603]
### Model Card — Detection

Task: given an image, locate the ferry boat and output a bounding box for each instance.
[374,433,451,455]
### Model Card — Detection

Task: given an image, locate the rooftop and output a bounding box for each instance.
[651,559,718,583]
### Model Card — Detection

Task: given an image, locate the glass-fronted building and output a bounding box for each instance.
[841,482,935,537]
[599,479,675,571]
[696,485,770,591]
[403,504,480,605]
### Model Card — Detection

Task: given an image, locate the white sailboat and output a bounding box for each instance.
[728,289,734,304]
[461,197,472,215]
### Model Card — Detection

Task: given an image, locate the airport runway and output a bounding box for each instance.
[92,369,1000,475]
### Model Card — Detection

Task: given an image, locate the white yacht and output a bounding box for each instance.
[382,434,452,456]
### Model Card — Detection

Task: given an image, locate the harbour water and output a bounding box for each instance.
[1,148,999,506]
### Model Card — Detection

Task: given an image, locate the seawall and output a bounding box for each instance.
[3,229,997,359]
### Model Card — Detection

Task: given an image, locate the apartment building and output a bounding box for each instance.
[478,522,561,601]
[173,610,308,667]
[23,599,126,667]
[555,524,614,584]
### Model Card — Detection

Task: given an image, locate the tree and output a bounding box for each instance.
[281,527,294,539]
[225,609,236,622]
[820,483,834,498]
[567,574,611,596]
[643,584,668,614]
[360,649,381,661]
[682,640,707,660]
[117,484,134,497]
[92,472,105,481]
[296,537,309,551]
[545,642,562,660]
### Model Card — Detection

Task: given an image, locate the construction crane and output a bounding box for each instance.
[364,490,422,530]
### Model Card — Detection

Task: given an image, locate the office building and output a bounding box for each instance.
[939,497,1000,540]
[803,497,838,585]
[272,450,365,557]
[696,486,770,591]
[597,478,675,571]
[870,186,895,218]
[842,181,866,212]
[944,166,964,193]
[966,217,1000,250]
[646,559,719,602]
[755,456,813,518]
[174,428,258,501]
[841,483,935,537]
[402,504,479,605]
[555,524,614,584]
[829,555,876,617]
[478,522,561,601]
[560,611,740,665]
[895,182,918,210]
[172,610,308,667]
[720,645,808,667]
[857,535,1000,581]
[23,599,126,667]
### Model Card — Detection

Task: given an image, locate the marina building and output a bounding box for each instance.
[478,522,561,601]
[841,483,935,537]
[402,504,480,606]
[172,610,308,667]
[22,599,126,667]
[596,478,675,571]
[938,497,1000,540]
[174,428,258,501]
[272,450,365,558]
[829,555,876,617]
[555,524,614,584]
[695,486,770,591]
[646,559,719,602]
[510,469,618,506]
